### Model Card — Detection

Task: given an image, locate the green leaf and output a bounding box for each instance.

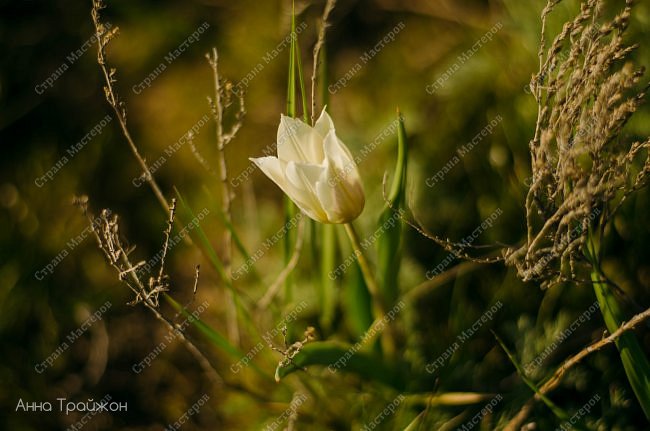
[587,227,650,420]
[492,331,575,426]
[342,253,373,338]
[376,111,407,308]
[591,269,650,420]
[174,187,226,282]
[173,187,260,344]
[201,185,262,284]
[274,341,406,390]
[165,294,242,359]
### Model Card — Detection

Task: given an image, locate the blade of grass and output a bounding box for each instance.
[317,42,337,333]
[402,409,426,431]
[295,34,308,124]
[404,392,496,407]
[586,224,650,419]
[401,393,498,431]
[201,185,262,284]
[165,294,242,359]
[377,109,407,308]
[318,40,328,114]
[320,223,336,332]
[282,202,297,306]
[591,269,650,419]
[165,295,270,379]
[174,187,262,344]
[283,0,299,307]
[338,225,376,351]
[345,259,374,339]
[174,186,226,282]
[492,331,577,427]
[286,0,296,119]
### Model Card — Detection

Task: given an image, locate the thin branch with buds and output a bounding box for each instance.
[270,326,316,382]
[382,175,504,264]
[205,47,246,344]
[74,196,223,386]
[91,0,168,213]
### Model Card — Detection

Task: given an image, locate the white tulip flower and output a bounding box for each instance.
[250,109,365,224]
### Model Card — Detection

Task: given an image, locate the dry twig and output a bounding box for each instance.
[383,174,504,264]
[74,196,224,386]
[504,306,650,430]
[91,0,168,213]
[205,47,246,345]
[310,0,336,125]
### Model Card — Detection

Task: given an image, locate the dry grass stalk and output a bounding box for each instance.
[205,48,246,345]
[91,0,169,213]
[505,0,650,288]
[73,196,224,386]
[504,305,650,430]
[310,0,337,125]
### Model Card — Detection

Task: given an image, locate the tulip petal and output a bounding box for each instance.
[322,131,362,184]
[317,134,365,223]
[277,115,324,164]
[317,162,365,223]
[250,156,316,217]
[315,167,345,224]
[249,156,290,193]
[313,108,335,139]
[284,161,329,223]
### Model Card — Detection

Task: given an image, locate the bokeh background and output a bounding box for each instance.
[1,0,650,429]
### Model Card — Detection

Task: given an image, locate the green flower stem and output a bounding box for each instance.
[343,222,395,357]
[283,196,296,304]
[283,0,299,307]
[343,223,380,307]
[320,223,336,331]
